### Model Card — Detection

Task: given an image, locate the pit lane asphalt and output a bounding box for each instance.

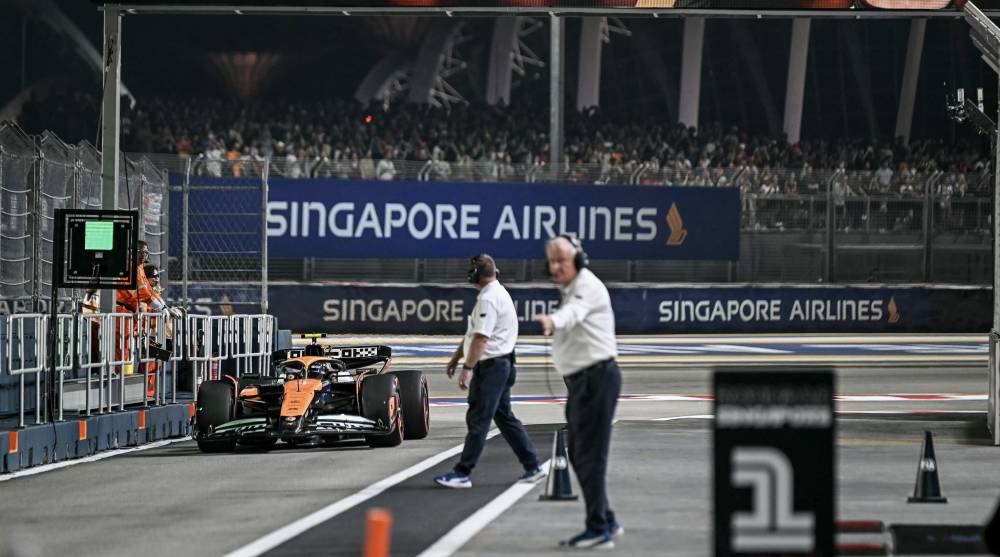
[0,350,996,556]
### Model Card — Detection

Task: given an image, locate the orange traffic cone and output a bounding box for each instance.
[363,507,393,557]
[540,428,578,501]
[907,431,947,503]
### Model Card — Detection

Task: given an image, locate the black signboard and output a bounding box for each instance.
[714,368,835,556]
[55,209,139,290]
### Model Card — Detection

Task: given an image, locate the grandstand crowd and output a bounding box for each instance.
[15,89,992,200]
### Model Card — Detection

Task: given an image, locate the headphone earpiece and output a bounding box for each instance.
[569,236,589,270]
[467,256,481,284]
[468,254,500,283]
[546,234,589,274]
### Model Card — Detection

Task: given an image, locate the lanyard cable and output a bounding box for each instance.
[543,330,557,399]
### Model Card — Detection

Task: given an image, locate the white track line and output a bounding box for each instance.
[417,459,552,557]
[294,334,987,345]
[0,437,191,482]
[652,414,714,422]
[224,430,501,557]
[653,410,988,421]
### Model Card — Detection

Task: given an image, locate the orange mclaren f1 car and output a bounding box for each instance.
[192,342,429,452]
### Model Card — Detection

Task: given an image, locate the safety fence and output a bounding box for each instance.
[0,122,169,311]
[144,152,992,192]
[0,312,275,427]
[170,159,268,314]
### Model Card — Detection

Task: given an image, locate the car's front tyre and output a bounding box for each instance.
[195,380,237,453]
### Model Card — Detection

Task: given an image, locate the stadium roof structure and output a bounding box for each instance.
[92,0,1000,17]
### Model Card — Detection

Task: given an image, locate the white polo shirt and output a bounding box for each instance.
[463,280,518,360]
[548,268,618,376]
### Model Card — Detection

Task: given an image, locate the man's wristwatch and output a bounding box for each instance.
[462,363,473,370]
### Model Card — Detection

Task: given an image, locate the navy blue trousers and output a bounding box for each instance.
[455,355,539,476]
[564,359,622,534]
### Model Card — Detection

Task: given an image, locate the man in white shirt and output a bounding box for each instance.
[434,254,546,489]
[534,235,622,550]
[375,158,396,181]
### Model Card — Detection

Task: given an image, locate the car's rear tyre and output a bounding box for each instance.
[389,369,429,440]
[361,374,403,448]
[195,381,237,453]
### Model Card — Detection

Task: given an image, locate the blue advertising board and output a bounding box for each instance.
[178,283,990,335]
[170,176,740,260]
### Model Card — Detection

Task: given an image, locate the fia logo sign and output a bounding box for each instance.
[731,447,815,552]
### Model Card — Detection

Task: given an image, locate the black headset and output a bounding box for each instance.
[547,234,589,274]
[467,254,499,284]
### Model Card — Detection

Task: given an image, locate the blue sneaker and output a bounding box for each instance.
[559,529,614,549]
[518,465,548,483]
[434,471,472,489]
[610,522,624,538]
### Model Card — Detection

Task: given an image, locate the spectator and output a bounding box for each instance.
[875,159,894,191]
[14,92,990,187]
[359,150,376,179]
[376,156,396,181]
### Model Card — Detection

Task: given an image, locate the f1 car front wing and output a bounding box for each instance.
[196,414,392,441]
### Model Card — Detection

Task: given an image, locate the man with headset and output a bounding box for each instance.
[435,254,546,489]
[534,235,623,550]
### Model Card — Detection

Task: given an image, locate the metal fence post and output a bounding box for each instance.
[261,161,269,314]
[31,139,42,313]
[922,173,934,282]
[824,172,835,283]
[182,156,191,310]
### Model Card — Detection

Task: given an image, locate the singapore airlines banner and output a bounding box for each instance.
[218,283,987,334]
[264,179,740,260]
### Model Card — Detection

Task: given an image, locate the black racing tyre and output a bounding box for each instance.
[195,380,237,453]
[389,369,429,440]
[361,374,403,448]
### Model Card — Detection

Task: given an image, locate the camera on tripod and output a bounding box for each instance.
[946,84,996,138]
[946,86,986,124]
[946,92,967,123]
[147,338,173,361]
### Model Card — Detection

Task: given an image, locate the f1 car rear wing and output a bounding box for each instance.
[272,334,392,370]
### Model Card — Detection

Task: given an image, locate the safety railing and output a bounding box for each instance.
[76,313,106,417]
[53,315,75,422]
[184,315,210,402]
[137,312,175,407]
[4,314,46,428]
[1,312,276,425]
[230,315,274,377]
[989,330,999,446]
